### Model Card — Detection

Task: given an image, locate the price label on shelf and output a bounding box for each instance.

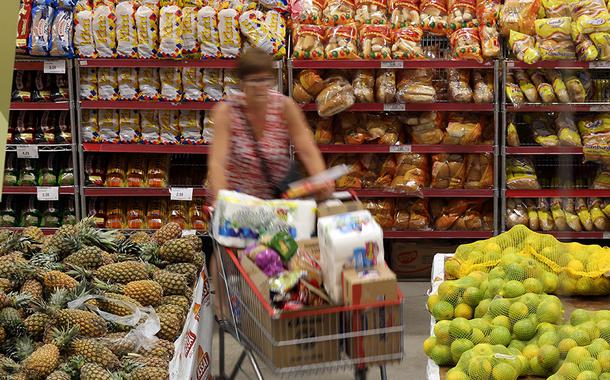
[37,187,59,201]
[590,104,610,112]
[44,60,66,74]
[590,62,610,69]
[603,232,610,239]
[182,229,197,237]
[380,61,403,69]
[170,187,194,201]
[16,145,38,159]
[389,145,412,153]
[383,103,406,112]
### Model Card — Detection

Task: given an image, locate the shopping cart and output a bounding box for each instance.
[214,219,405,379]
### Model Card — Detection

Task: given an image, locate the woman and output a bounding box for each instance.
[207,48,332,317]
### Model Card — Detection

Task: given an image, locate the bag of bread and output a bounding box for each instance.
[141,110,160,144]
[265,10,287,58]
[573,0,610,34]
[105,155,127,186]
[355,0,388,25]
[293,25,325,59]
[449,28,483,62]
[158,3,183,59]
[448,69,473,102]
[316,78,355,117]
[293,82,313,103]
[146,200,167,229]
[479,23,499,58]
[541,0,569,17]
[182,67,204,102]
[299,0,326,24]
[74,1,96,58]
[531,117,559,146]
[81,109,99,143]
[98,68,119,101]
[363,199,396,228]
[80,68,98,100]
[159,110,181,144]
[106,200,126,228]
[506,156,540,189]
[506,199,529,228]
[298,69,325,98]
[396,69,436,102]
[509,31,541,64]
[375,70,396,103]
[202,111,214,143]
[119,109,141,143]
[203,68,224,101]
[339,113,368,144]
[197,6,220,58]
[92,3,117,57]
[160,68,182,102]
[499,0,540,36]
[535,17,576,60]
[554,113,582,146]
[135,0,159,58]
[536,198,555,231]
[390,153,428,191]
[50,4,75,58]
[218,7,242,58]
[421,0,448,35]
[564,71,588,103]
[475,0,499,24]
[391,26,424,58]
[126,200,146,228]
[399,199,431,230]
[323,0,356,25]
[180,110,203,144]
[590,32,610,60]
[239,10,276,55]
[325,25,359,59]
[543,69,569,103]
[223,70,241,97]
[138,67,160,100]
[118,68,138,101]
[390,0,420,27]
[352,70,375,103]
[115,0,138,58]
[448,0,478,31]
[405,112,445,144]
[182,1,202,57]
[529,70,557,103]
[360,25,392,59]
[365,114,400,144]
[309,114,334,143]
[464,153,493,188]
[471,71,493,103]
[514,70,540,103]
[505,72,525,105]
[443,113,482,144]
[98,109,120,143]
[431,154,466,189]
[29,2,54,56]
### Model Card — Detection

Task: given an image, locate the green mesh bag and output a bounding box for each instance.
[451,343,523,380]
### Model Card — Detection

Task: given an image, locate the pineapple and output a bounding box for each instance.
[164,262,200,283]
[191,250,206,268]
[0,326,5,345]
[22,343,60,378]
[21,226,45,243]
[80,363,114,380]
[159,238,195,263]
[47,370,72,380]
[0,279,13,292]
[95,261,149,284]
[152,222,182,245]
[183,234,202,252]
[155,304,187,321]
[70,339,121,369]
[128,231,151,245]
[0,307,25,335]
[129,366,169,380]
[55,309,108,337]
[97,292,142,316]
[127,354,169,367]
[100,251,115,266]
[20,279,43,301]
[99,332,137,357]
[63,246,106,269]
[160,295,191,310]
[124,280,163,306]
[43,224,80,257]
[42,270,78,290]
[138,339,174,359]
[153,270,190,296]
[24,312,51,339]
[156,312,182,341]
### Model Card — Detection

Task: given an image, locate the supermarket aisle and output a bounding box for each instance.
[213,282,430,380]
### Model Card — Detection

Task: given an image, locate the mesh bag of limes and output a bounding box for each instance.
[424,226,610,380]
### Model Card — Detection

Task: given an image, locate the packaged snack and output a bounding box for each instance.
[181,5,199,57]
[372,70,395,103]
[311,114,334,143]
[529,70,557,103]
[158,3,183,58]
[265,10,287,58]
[38,153,57,186]
[449,27,483,62]
[223,70,241,97]
[13,111,36,144]
[126,200,147,229]
[572,24,599,62]
[203,68,224,101]
[240,10,276,55]
[159,68,182,102]
[140,110,160,143]
[504,73,523,106]
[119,109,140,143]
[37,111,56,144]
[590,32,610,60]
[554,113,581,146]
[50,7,75,57]
[472,71,493,103]
[514,70,540,103]
[73,2,96,57]
[543,69,569,103]
[180,110,203,144]
[115,0,138,58]
[390,153,428,191]
[448,69,473,102]
[92,3,117,57]
[202,111,214,143]
[395,199,430,230]
[396,69,436,102]
[32,71,52,102]
[125,156,146,187]
[479,23,499,58]
[404,111,444,144]
[190,199,209,230]
[197,6,220,58]
[443,113,482,144]
[564,71,587,102]
[105,200,126,228]
[325,25,359,59]
[52,73,70,102]
[12,71,33,102]
[355,0,388,25]
[56,111,72,144]
[81,109,99,142]
[366,114,400,144]
[299,0,326,24]
[360,25,392,59]
[217,7,241,58]
[389,0,420,27]
[159,110,181,144]
[21,197,41,227]
[80,68,98,100]
[589,198,609,230]
[29,2,54,56]
[506,156,540,189]
[420,0,448,35]
[541,0,570,17]
[448,0,478,31]
[575,198,593,231]
[391,26,424,58]
[323,0,356,25]
[464,153,493,188]
[431,154,466,189]
[105,156,128,187]
[535,17,576,60]
[338,113,368,144]
[97,68,119,101]
[135,0,159,58]
[316,78,355,117]
[499,0,540,36]
[182,67,204,102]
[363,199,396,228]
[475,0,499,25]
[17,0,33,54]
[292,25,325,59]
[117,68,138,100]
[137,67,160,100]
[168,201,189,229]
[352,69,375,103]
[146,156,170,187]
[573,0,610,34]
[146,199,167,229]
[98,109,120,143]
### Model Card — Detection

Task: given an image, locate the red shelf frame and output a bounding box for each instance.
[505,189,610,198]
[5,227,58,235]
[506,60,592,69]
[80,100,217,111]
[83,187,206,197]
[302,103,494,112]
[292,59,494,69]
[78,58,239,69]
[2,186,75,195]
[383,230,493,239]
[318,144,494,154]
[10,102,70,111]
[14,61,45,70]
[506,104,604,112]
[82,143,210,154]
[540,231,608,240]
[505,146,583,155]
[351,189,494,198]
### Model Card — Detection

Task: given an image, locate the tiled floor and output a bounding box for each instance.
[212,282,430,380]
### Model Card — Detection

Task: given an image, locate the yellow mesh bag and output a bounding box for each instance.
[452,344,523,380]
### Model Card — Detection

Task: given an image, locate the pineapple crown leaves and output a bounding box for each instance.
[5,292,33,309]
[50,325,80,352]
[115,239,142,257]
[28,252,62,271]
[5,335,35,362]
[65,264,94,283]
[91,279,123,294]
[0,234,38,256]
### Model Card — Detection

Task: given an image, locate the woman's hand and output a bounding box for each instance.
[315,180,336,200]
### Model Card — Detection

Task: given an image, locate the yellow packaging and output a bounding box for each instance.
[93,4,117,58]
[182,67,204,101]
[509,30,541,64]
[197,6,220,58]
[218,7,241,58]
[97,68,119,101]
[159,110,181,144]
[182,6,200,57]
[119,109,141,143]
[534,16,571,39]
[265,10,287,58]
[80,68,98,100]
[74,5,96,58]
[160,68,183,102]
[158,4,183,58]
[203,68,223,101]
[590,32,610,60]
[81,109,99,143]
[239,10,275,55]
[138,67,161,100]
[116,0,138,58]
[98,109,120,143]
[118,68,138,100]
[135,2,159,58]
[141,110,161,144]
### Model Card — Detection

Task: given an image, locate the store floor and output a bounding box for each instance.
[212,281,429,379]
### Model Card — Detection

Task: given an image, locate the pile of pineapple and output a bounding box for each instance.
[0,218,205,380]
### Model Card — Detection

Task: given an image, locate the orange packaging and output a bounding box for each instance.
[146,200,167,230]
[126,200,147,229]
[126,156,147,187]
[292,24,326,59]
[355,0,388,25]
[105,200,126,229]
[146,156,169,188]
[190,200,210,230]
[448,0,478,31]
[475,0,499,25]
[325,25,360,59]
[360,25,392,59]
[105,156,128,187]
[389,0,420,27]
[322,0,356,25]
[450,27,483,62]
[420,0,448,35]
[169,201,189,229]
[300,0,327,24]
[392,26,424,58]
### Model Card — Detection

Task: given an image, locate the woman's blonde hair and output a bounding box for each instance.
[237,47,274,79]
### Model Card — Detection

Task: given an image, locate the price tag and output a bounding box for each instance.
[182,229,197,236]
[603,232,610,240]
[383,103,406,112]
[389,145,412,153]
[16,145,38,159]
[590,61,610,69]
[506,61,515,68]
[44,60,66,74]
[380,61,403,69]
[80,60,88,66]
[590,104,610,112]
[37,187,59,201]
[170,187,193,201]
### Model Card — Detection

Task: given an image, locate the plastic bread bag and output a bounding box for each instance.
[158,110,181,144]
[389,0,420,27]
[138,67,160,100]
[573,197,593,231]
[293,81,313,103]
[479,23,499,58]
[97,68,119,101]
[355,0,388,25]
[472,71,493,103]
[535,17,576,60]
[528,70,557,103]
[573,0,610,34]
[389,153,429,191]
[352,69,375,103]
[443,113,482,144]
[536,198,555,231]
[182,67,204,102]
[292,25,325,59]
[588,198,608,230]
[420,0,448,35]
[365,114,400,144]
[80,68,98,100]
[339,113,368,144]
[259,0,289,11]
[218,7,241,58]
[98,109,120,143]
[506,156,540,189]
[325,25,359,59]
[363,199,396,228]
[396,69,436,103]
[590,32,610,60]
[29,2,54,56]
[554,112,582,146]
[117,68,138,100]
[519,198,538,230]
[140,110,160,144]
[448,0,478,31]
[52,73,70,102]
[571,21,599,61]
[541,0,570,17]
[405,111,444,144]
[506,199,529,228]
[158,3,183,59]
[223,70,241,97]
[323,0,356,25]
[316,78,355,117]
[448,69,473,103]
[115,0,138,58]
[73,2,96,57]
[50,5,75,57]
[498,0,540,36]
[202,111,214,143]
[239,10,276,55]
[514,69,539,103]
[542,69,569,103]
[391,26,424,59]
[81,109,99,142]
[17,0,33,54]
[375,70,396,103]
[203,68,224,101]
[563,70,587,102]
[475,0,499,25]
[509,30,541,64]
[119,109,141,143]
[146,199,167,229]
[179,110,203,144]
[135,1,159,58]
[181,4,200,58]
[449,28,483,62]
[431,154,467,189]
[92,3,117,57]
[299,69,325,96]
[463,153,493,189]
[265,10,287,58]
[197,6,220,58]
[311,114,334,143]
[298,0,325,24]
[402,199,431,230]
[532,118,560,146]
[159,68,182,102]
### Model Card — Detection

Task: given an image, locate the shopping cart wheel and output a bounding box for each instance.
[354,367,367,380]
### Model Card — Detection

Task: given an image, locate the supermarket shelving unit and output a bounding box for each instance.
[288,57,501,237]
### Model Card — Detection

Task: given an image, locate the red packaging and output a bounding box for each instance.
[16,0,33,54]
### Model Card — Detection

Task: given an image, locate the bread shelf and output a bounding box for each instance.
[350,189,495,198]
[301,103,495,112]
[318,144,494,154]
[82,143,210,154]
[383,230,493,239]
[506,60,610,69]
[291,59,495,69]
[505,189,610,198]
[2,186,76,195]
[10,102,70,111]
[505,146,583,155]
[506,104,610,112]
[6,144,73,152]
[80,100,217,111]
[83,187,207,197]
[78,58,235,69]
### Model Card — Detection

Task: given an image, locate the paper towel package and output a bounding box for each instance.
[213,190,317,248]
[318,210,385,304]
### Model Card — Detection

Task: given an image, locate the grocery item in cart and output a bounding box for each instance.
[389,0,420,27]
[119,109,141,143]
[448,69,473,102]
[138,67,161,100]
[92,2,117,57]
[292,24,325,59]
[97,68,119,101]
[218,7,241,58]
[182,67,204,102]
[50,4,75,57]
[316,77,355,117]
[431,153,466,189]
[135,0,159,58]
[450,27,483,62]
[391,26,424,58]
[98,109,120,143]
[140,110,160,144]
[506,156,540,189]
[535,16,576,60]
[29,2,54,56]
[390,153,429,190]
[158,2,183,58]
[106,156,128,187]
[420,0,448,35]
[509,30,541,64]
[197,6,221,58]
[375,69,397,103]
[118,68,138,100]
[160,68,182,102]
[323,0,356,25]
[325,25,359,59]
[396,69,436,102]
[355,0,389,25]
[360,25,392,59]
[394,199,430,230]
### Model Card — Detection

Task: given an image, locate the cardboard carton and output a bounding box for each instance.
[389,241,458,279]
[342,265,398,306]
